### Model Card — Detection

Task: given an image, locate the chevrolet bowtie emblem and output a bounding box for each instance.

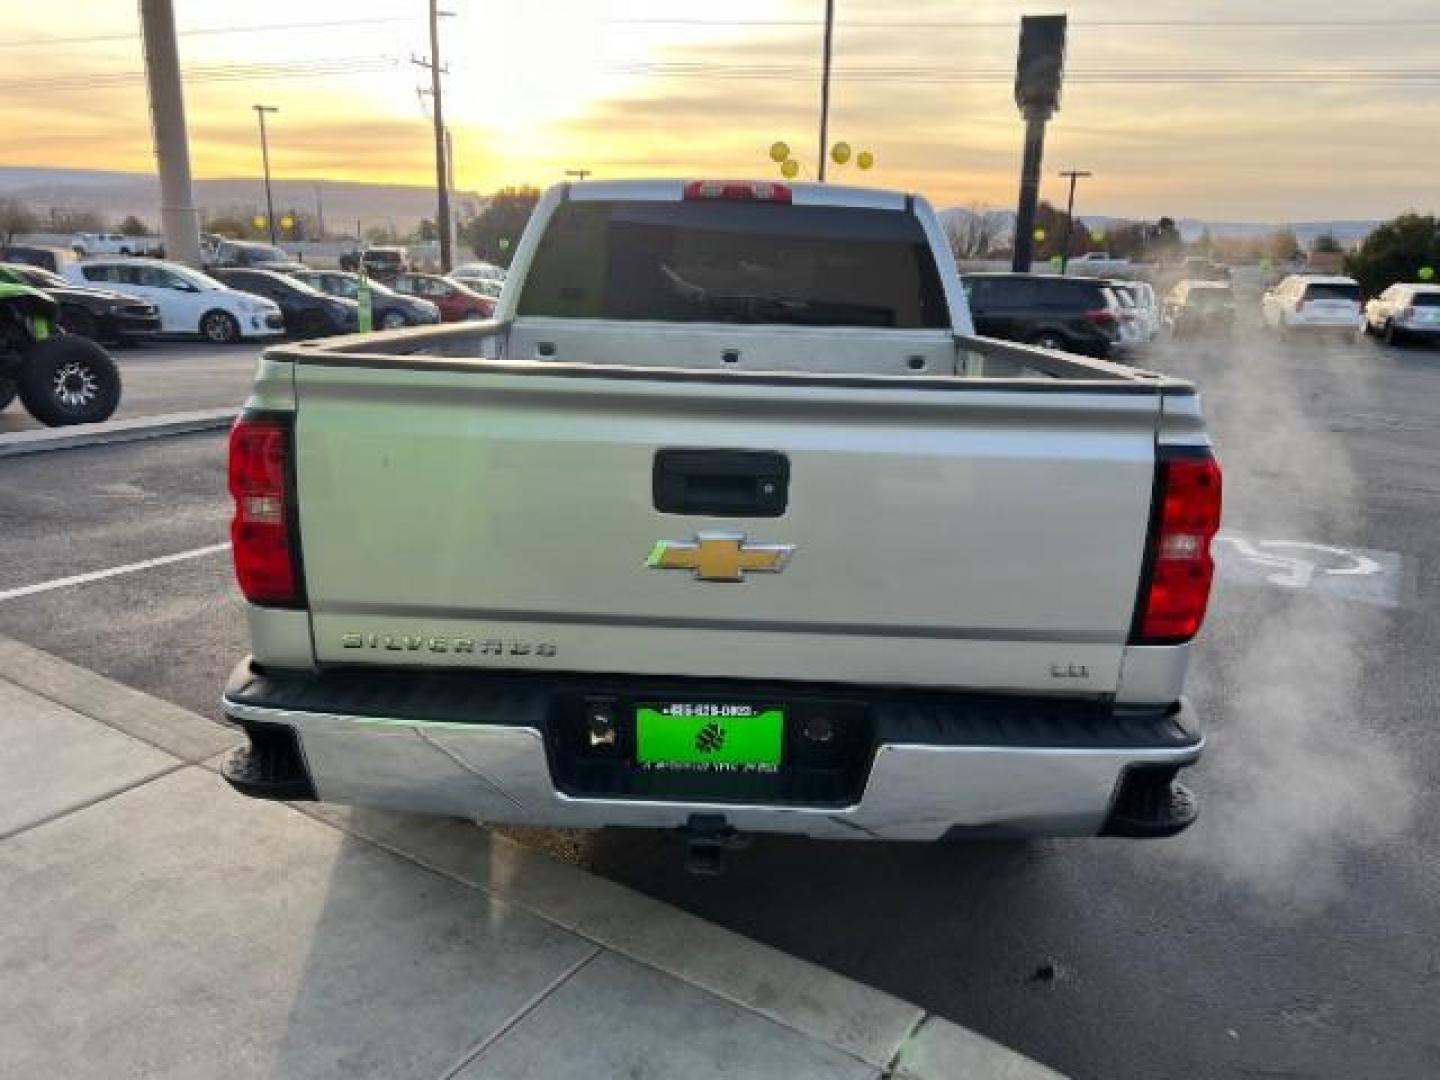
[647,533,795,582]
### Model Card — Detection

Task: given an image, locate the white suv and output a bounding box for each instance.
[1261,275,1362,335]
[1362,283,1440,346]
[63,258,283,343]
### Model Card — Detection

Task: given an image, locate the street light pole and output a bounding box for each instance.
[1057,169,1092,275]
[253,105,279,246]
[427,1,453,271]
[817,0,835,181]
[138,0,202,267]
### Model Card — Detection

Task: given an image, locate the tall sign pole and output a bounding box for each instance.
[253,105,279,245]
[817,0,835,181]
[1011,15,1067,273]
[138,0,202,267]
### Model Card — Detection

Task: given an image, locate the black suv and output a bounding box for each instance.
[961,273,1125,358]
[210,268,358,337]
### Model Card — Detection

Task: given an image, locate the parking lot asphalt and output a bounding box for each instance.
[0,340,260,433]
[0,331,1436,1079]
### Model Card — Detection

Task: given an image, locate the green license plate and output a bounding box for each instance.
[635,704,784,772]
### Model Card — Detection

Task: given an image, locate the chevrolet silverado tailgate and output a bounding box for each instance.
[292,359,1165,693]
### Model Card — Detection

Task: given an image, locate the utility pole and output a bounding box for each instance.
[564,169,592,182]
[314,182,325,239]
[817,0,835,181]
[1057,169,1092,274]
[253,105,279,245]
[137,0,202,267]
[413,2,453,271]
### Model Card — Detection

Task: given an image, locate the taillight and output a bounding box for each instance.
[683,180,792,203]
[228,414,302,607]
[1133,450,1223,644]
[1084,308,1117,326]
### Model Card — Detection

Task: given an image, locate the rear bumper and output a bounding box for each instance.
[220,660,1204,840]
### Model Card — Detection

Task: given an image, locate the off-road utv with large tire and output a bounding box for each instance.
[0,282,121,427]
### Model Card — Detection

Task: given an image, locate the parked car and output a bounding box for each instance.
[72,232,161,257]
[208,239,300,270]
[1104,280,1160,345]
[339,246,409,280]
[210,268,359,338]
[0,282,122,426]
[1261,275,1362,336]
[391,272,495,321]
[279,269,440,329]
[221,178,1220,852]
[0,262,160,343]
[1362,283,1440,346]
[450,272,504,300]
[451,260,506,282]
[961,272,1128,358]
[62,258,283,343]
[1164,281,1235,339]
[0,245,77,274]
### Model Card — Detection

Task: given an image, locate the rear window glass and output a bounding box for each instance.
[1302,282,1360,302]
[519,199,949,328]
[1410,292,1440,308]
[1035,280,1105,309]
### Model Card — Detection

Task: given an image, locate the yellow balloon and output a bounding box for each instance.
[1034,228,1047,242]
[769,141,790,163]
[856,150,874,170]
[280,215,295,230]
[252,215,267,230]
[1420,266,1437,281]
[780,158,799,179]
[831,141,852,165]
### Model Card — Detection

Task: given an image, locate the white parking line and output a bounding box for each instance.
[0,543,232,604]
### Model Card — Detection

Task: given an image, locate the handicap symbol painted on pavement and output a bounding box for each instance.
[1213,532,1405,608]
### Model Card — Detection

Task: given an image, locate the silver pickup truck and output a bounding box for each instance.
[221,179,1221,864]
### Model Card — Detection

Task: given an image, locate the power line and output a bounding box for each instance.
[604,61,1440,86]
[0,16,415,50]
[0,56,400,94]
[599,16,1440,30]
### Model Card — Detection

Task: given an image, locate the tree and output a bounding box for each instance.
[413,217,438,243]
[1264,227,1302,263]
[1345,213,1440,297]
[48,208,106,233]
[0,198,38,244]
[118,215,150,236]
[943,205,1004,261]
[461,186,541,267]
[1312,232,1343,254]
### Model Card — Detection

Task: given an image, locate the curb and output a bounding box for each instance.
[0,408,234,457]
[0,636,1064,1079]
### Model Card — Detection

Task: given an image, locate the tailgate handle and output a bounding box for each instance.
[653,449,789,517]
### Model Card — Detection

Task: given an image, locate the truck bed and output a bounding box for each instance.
[259,326,1199,697]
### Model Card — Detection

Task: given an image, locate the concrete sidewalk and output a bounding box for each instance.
[0,637,1063,1079]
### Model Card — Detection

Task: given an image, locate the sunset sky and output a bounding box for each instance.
[4,0,1440,220]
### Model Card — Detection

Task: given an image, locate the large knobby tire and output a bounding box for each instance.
[0,378,16,412]
[200,309,241,344]
[17,336,122,427]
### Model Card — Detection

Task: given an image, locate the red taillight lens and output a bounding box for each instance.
[1135,452,1223,644]
[683,180,792,203]
[228,415,301,606]
[1084,308,1117,326]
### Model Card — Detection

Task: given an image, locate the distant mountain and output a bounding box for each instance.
[0,167,481,235]
[938,205,1379,248]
